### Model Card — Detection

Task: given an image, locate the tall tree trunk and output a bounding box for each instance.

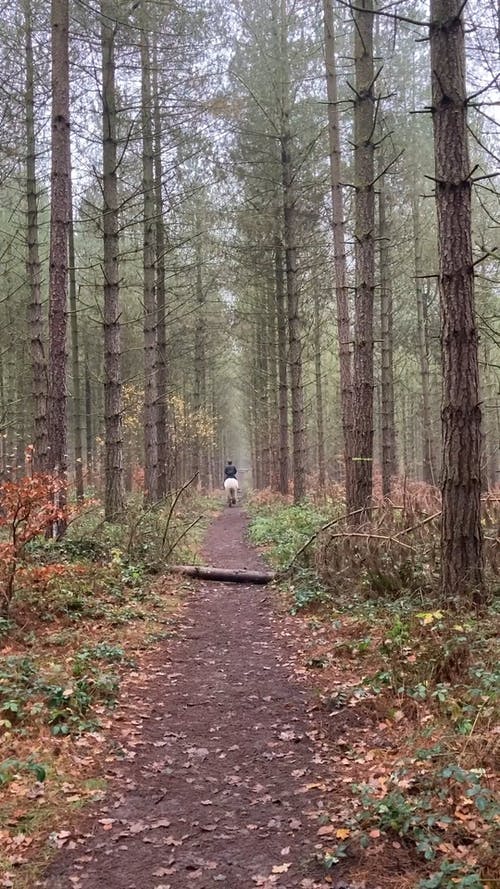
[280,0,306,502]
[257,298,271,488]
[275,236,289,495]
[267,276,280,491]
[140,4,158,505]
[251,326,262,489]
[68,182,84,501]
[264,303,272,489]
[412,191,435,484]
[85,357,93,487]
[484,343,499,489]
[5,303,17,479]
[430,0,484,603]
[15,346,27,480]
[24,0,48,473]
[193,212,209,490]
[351,0,375,519]
[48,0,70,524]
[153,37,169,499]
[101,0,124,520]
[313,286,326,488]
[323,0,353,501]
[379,174,396,495]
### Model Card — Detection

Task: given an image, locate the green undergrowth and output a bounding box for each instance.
[248,498,336,612]
[248,498,499,888]
[248,499,333,569]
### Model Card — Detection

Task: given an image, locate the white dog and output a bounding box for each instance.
[224,477,238,506]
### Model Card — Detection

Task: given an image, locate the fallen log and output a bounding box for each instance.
[168,565,275,585]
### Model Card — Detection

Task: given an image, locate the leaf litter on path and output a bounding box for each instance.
[38,509,365,888]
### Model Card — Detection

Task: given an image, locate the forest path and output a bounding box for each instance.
[40,507,341,889]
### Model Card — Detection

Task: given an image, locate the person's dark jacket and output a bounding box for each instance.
[224,463,237,479]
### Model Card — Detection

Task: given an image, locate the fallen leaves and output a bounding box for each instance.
[271,862,291,873]
[317,824,336,836]
[48,830,73,849]
[336,827,351,840]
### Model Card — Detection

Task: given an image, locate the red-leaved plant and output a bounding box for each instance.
[0,473,70,617]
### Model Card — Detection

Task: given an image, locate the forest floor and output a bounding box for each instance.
[34,505,381,889]
[3,499,494,889]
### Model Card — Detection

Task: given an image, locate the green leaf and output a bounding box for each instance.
[29,763,47,782]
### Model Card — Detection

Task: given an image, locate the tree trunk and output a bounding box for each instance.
[323,0,353,499]
[101,0,124,520]
[169,565,275,585]
[24,0,48,473]
[484,343,499,489]
[275,236,289,495]
[351,0,375,520]
[153,37,169,500]
[5,304,16,479]
[282,145,306,502]
[140,3,158,506]
[313,287,326,488]
[412,192,435,484]
[267,277,280,491]
[257,301,271,488]
[48,0,70,520]
[85,357,93,486]
[193,212,209,490]
[15,346,28,480]
[379,174,396,495]
[68,181,84,501]
[280,0,306,502]
[430,0,484,603]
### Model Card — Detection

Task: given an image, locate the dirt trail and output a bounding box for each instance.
[40,508,338,889]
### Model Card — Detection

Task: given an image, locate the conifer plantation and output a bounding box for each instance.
[0,2,498,887]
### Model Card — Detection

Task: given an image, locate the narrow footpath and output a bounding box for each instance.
[40,508,345,889]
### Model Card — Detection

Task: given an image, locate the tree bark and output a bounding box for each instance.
[280,0,306,502]
[169,565,275,585]
[275,236,289,495]
[379,174,396,495]
[313,286,326,488]
[193,211,209,490]
[101,0,124,520]
[430,0,484,602]
[351,0,375,520]
[85,356,93,487]
[412,192,435,484]
[153,37,169,500]
[48,0,70,518]
[140,3,158,505]
[267,276,280,491]
[323,0,353,500]
[24,0,48,473]
[68,180,84,501]
[257,299,271,488]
